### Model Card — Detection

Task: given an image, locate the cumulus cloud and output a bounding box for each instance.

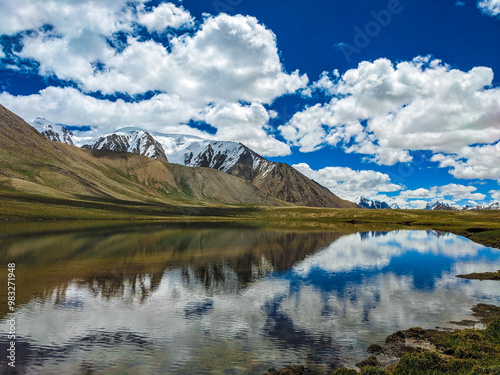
[292,162,403,199]
[394,184,486,208]
[431,143,500,181]
[438,183,486,201]
[478,0,500,16]
[0,87,292,156]
[280,56,500,169]
[0,86,200,136]
[292,162,488,207]
[137,2,194,32]
[0,2,304,157]
[204,103,290,156]
[399,188,437,199]
[11,9,307,101]
[490,190,500,201]
[0,0,192,37]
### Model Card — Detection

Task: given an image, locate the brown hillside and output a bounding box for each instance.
[253,162,358,209]
[0,104,280,207]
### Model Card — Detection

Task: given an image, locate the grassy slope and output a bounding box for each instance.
[2,199,499,248]
[0,104,282,208]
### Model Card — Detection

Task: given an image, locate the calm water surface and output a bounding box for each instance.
[0,223,499,374]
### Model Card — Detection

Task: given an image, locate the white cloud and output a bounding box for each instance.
[12,10,308,102]
[490,190,500,201]
[393,184,486,208]
[292,162,403,199]
[0,4,304,157]
[0,0,138,37]
[0,87,291,157]
[290,163,487,208]
[399,188,437,199]
[438,183,486,201]
[478,0,500,16]
[204,103,290,157]
[137,3,194,32]
[431,143,500,181]
[0,86,200,136]
[280,56,500,169]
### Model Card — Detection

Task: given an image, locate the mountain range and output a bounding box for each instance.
[28,121,357,208]
[351,196,499,211]
[0,105,357,211]
[32,116,76,146]
[353,196,399,210]
[0,105,282,209]
[82,128,357,208]
[425,199,500,211]
[19,113,500,212]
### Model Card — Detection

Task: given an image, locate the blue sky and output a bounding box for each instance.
[0,0,499,208]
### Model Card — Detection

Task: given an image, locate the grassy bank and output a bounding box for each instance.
[263,305,500,375]
[330,304,500,375]
[2,192,500,375]
[1,191,500,248]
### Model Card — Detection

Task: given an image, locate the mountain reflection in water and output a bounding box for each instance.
[0,224,499,374]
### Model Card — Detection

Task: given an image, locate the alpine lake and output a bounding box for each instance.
[0,221,499,374]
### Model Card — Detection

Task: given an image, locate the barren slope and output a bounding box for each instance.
[0,104,280,207]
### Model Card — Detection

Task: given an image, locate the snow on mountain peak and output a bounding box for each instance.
[30,117,75,146]
[352,196,391,209]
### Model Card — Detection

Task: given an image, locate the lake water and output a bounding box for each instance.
[0,223,499,374]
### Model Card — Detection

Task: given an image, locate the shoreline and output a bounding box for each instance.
[2,200,500,374]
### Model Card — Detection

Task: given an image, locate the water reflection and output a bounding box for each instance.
[0,227,499,374]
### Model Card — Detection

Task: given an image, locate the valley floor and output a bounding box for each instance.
[1,190,500,248]
[2,192,500,375]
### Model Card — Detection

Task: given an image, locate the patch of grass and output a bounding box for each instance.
[457,271,500,281]
[331,305,500,375]
[262,365,305,374]
[332,369,359,375]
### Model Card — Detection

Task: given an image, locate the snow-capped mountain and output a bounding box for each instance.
[31,117,75,146]
[462,202,500,211]
[85,127,277,180]
[425,199,459,210]
[390,203,401,210]
[353,196,392,209]
[425,199,445,210]
[83,127,357,208]
[83,129,168,161]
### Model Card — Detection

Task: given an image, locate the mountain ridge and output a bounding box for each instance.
[352,196,392,210]
[82,127,358,209]
[0,104,282,208]
[31,116,75,146]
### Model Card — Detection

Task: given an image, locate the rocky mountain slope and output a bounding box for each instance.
[0,104,280,208]
[462,202,500,210]
[31,117,75,145]
[425,199,459,210]
[84,128,357,209]
[83,129,168,162]
[352,196,392,209]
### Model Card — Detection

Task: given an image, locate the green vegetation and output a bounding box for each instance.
[1,191,500,250]
[330,304,500,375]
[457,271,500,280]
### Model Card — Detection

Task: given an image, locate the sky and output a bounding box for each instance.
[0,0,499,208]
